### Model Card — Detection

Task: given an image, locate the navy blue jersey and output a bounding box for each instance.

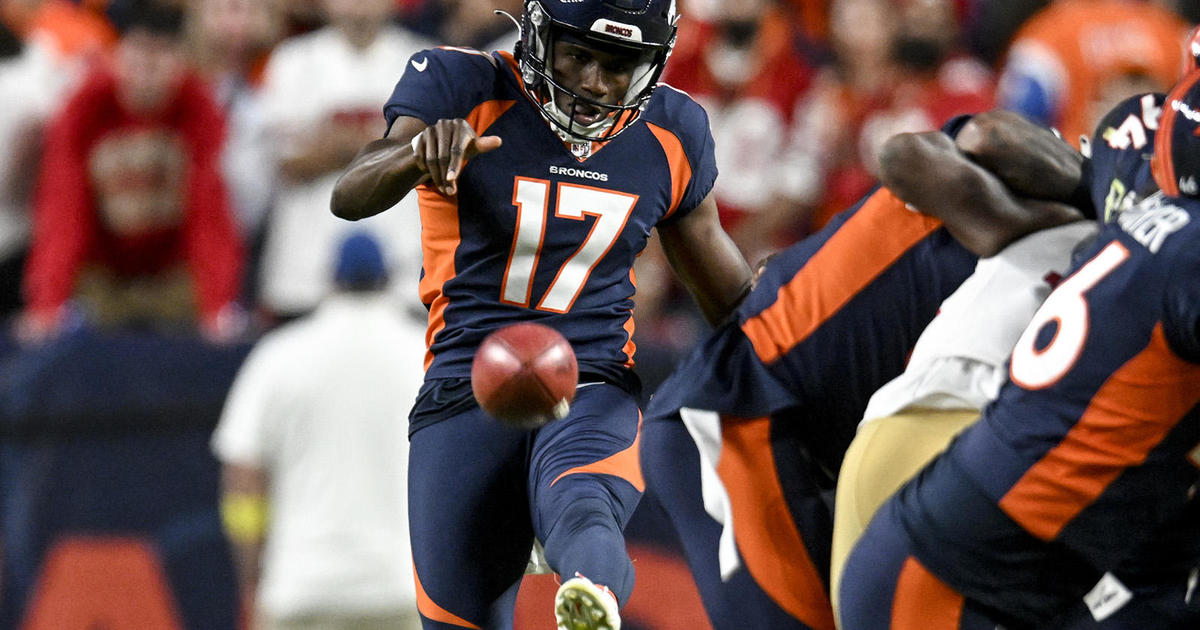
[383,47,718,385]
[647,187,977,471]
[1087,92,1165,222]
[940,193,1200,583]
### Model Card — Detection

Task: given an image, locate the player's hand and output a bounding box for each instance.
[410,119,502,196]
[750,252,779,290]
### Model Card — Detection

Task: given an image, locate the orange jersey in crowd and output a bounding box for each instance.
[1000,0,1188,147]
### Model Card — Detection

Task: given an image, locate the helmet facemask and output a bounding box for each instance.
[516,0,676,143]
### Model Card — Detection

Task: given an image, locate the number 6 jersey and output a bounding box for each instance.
[914,191,1200,615]
[382,47,717,386]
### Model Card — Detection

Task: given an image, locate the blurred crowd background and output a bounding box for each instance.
[0,0,1197,360]
[0,0,1197,629]
[0,0,1198,380]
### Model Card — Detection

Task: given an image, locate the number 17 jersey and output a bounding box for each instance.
[382,47,718,386]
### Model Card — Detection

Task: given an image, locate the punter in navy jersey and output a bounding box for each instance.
[330,1,752,629]
[837,71,1200,630]
[638,112,1090,630]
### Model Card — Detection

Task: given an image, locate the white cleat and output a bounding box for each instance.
[554,573,621,630]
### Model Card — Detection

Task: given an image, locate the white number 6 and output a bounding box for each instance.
[1010,242,1130,389]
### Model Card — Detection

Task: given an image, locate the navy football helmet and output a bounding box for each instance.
[1152,69,1200,198]
[515,0,678,142]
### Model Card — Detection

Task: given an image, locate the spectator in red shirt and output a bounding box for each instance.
[793,0,993,231]
[663,0,818,261]
[20,0,244,343]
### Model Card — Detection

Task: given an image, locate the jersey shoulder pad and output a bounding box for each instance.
[383,47,501,130]
[639,83,718,216]
[641,83,712,149]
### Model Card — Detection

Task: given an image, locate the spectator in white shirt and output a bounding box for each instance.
[213,231,426,630]
[255,0,431,321]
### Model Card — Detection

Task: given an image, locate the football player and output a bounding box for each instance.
[639,111,1088,630]
[330,1,753,629]
[827,95,1165,624]
[837,71,1200,630]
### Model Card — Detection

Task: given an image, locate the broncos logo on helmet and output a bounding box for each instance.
[514,0,678,142]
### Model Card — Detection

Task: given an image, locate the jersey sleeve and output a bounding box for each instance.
[383,47,498,136]
[676,106,718,218]
[649,87,718,223]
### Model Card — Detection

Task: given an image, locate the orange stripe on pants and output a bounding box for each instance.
[552,413,645,492]
[718,416,836,630]
[414,566,481,628]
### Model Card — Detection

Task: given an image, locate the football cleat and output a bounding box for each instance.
[554,573,621,630]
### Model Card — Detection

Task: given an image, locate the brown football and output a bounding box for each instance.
[471,322,578,428]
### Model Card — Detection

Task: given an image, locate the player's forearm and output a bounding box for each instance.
[330,138,426,221]
[658,195,753,326]
[664,230,752,326]
[693,274,753,327]
[954,110,1084,201]
[220,465,269,599]
[879,130,1082,257]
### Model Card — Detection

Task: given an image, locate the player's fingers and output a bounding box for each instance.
[422,124,446,192]
[474,135,503,155]
[446,124,473,196]
[411,129,430,177]
[435,120,457,195]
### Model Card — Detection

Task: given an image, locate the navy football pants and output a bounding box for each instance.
[640,411,837,630]
[408,382,643,629]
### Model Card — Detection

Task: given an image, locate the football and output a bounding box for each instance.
[471,322,578,428]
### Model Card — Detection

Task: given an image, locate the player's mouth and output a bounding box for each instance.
[572,104,604,125]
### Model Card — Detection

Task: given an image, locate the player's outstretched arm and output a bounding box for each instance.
[953,110,1085,202]
[878,130,1083,257]
[331,116,428,221]
[658,192,753,326]
[330,116,501,220]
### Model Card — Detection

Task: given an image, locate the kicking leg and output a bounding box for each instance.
[529,383,643,629]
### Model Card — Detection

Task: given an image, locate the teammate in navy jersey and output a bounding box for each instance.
[1088,91,1165,223]
[330,1,752,628]
[837,71,1200,630]
[638,112,1089,630]
[827,90,1171,625]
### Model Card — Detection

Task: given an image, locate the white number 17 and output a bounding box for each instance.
[502,178,638,313]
